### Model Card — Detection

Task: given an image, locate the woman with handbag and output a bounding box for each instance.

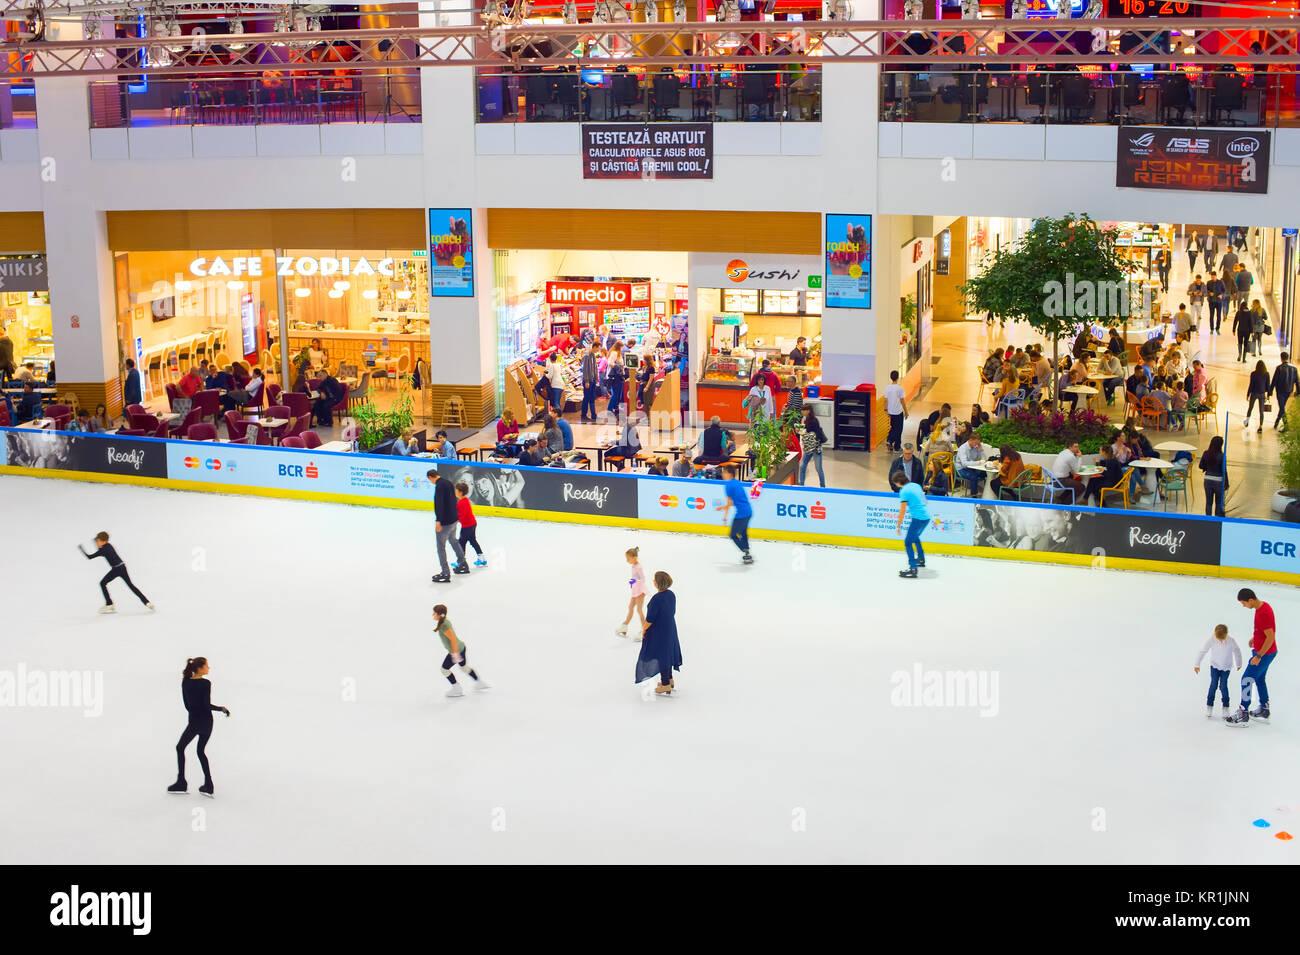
[1247,360,1271,434]
[799,406,828,487]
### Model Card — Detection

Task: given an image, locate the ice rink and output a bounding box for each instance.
[2,475,1297,865]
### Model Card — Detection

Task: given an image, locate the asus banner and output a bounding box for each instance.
[1117,128,1270,195]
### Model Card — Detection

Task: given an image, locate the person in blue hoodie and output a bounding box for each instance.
[636,570,682,697]
[716,463,753,565]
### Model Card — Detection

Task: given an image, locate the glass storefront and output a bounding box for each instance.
[0,253,54,381]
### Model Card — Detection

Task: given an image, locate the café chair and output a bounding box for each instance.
[282,415,312,443]
[125,403,147,419]
[186,422,218,442]
[1160,464,1190,511]
[1161,72,1193,125]
[1211,75,1248,126]
[1139,395,1169,431]
[267,383,283,406]
[282,392,311,421]
[1061,74,1095,124]
[1038,471,1077,506]
[224,411,251,442]
[263,404,292,443]
[130,412,160,432]
[301,430,322,450]
[281,435,305,449]
[165,383,180,411]
[194,389,221,426]
[1124,389,1142,421]
[241,383,265,418]
[169,407,203,438]
[45,403,72,429]
[998,468,1037,502]
[1190,393,1218,434]
[976,366,994,404]
[1099,467,1137,509]
[117,428,148,437]
[994,388,1026,420]
[152,417,170,439]
[345,372,370,414]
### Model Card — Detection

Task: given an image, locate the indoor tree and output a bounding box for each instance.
[959,214,1136,409]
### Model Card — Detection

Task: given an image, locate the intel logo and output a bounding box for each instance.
[1226,136,1262,157]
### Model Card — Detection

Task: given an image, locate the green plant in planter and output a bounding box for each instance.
[746,407,789,480]
[1277,422,1300,492]
[900,294,917,335]
[352,376,415,450]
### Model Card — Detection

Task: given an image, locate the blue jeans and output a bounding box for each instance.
[957,467,983,497]
[799,450,825,486]
[1204,479,1225,516]
[729,516,751,553]
[905,518,929,569]
[1207,667,1230,706]
[580,383,597,419]
[1241,651,1276,709]
[550,386,564,413]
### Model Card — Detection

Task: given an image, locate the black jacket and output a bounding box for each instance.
[1271,362,1298,399]
[1232,308,1254,342]
[889,455,925,486]
[433,476,458,524]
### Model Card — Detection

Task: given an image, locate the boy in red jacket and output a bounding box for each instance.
[455,482,487,567]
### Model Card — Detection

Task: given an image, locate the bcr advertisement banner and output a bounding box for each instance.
[1116,128,1270,195]
[581,123,713,180]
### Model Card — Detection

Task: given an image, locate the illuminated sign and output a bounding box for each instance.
[188,256,395,278]
[547,282,633,306]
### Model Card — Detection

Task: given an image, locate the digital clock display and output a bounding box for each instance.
[1107,0,1199,15]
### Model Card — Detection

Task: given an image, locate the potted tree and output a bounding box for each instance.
[1274,424,1300,519]
[747,406,799,484]
[352,378,416,453]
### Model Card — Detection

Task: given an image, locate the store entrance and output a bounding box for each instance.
[1,253,54,421]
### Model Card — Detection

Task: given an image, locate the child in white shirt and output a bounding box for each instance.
[1194,623,1242,718]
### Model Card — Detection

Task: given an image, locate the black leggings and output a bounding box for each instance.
[176,717,213,785]
[442,650,480,684]
[459,525,483,556]
[100,564,149,606]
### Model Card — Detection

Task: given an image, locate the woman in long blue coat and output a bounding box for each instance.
[637,571,682,696]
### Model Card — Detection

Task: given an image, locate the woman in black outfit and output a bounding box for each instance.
[168,657,230,797]
[1246,359,1270,433]
[1199,435,1228,517]
[79,531,153,614]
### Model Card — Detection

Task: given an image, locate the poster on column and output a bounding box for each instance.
[428,209,474,297]
[824,214,871,309]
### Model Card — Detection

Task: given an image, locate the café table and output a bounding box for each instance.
[16,418,53,430]
[1064,385,1099,411]
[576,444,610,471]
[259,416,289,445]
[317,440,352,453]
[1154,440,1198,454]
[1131,456,1176,503]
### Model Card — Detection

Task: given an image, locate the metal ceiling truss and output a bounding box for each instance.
[4,19,1300,79]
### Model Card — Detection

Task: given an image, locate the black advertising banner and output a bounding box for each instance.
[436,461,639,520]
[974,503,1221,566]
[1116,128,1270,195]
[581,123,713,180]
[5,431,168,479]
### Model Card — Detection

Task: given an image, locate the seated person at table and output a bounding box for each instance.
[609,414,643,467]
[177,367,203,400]
[555,413,574,451]
[889,443,925,488]
[226,368,262,410]
[434,430,457,460]
[670,451,693,478]
[229,363,250,389]
[954,433,988,497]
[969,404,990,431]
[16,362,36,382]
[924,456,950,497]
[1189,359,1207,401]
[1149,376,1173,417]
[517,437,547,468]
[1031,349,1052,391]
[16,381,42,423]
[392,428,416,456]
[694,415,731,465]
[990,446,1025,500]
[993,362,1019,404]
[1010,347,1029,370]
[312,370,344,427]
[1125,425,1158,496]
[981,349,1004,384]
[497,409,520,443]
[542,414,564,456]
[1170,380,1189,428]
[1107,329,1125,356]
[308,338,328,371]
[1058,370,1079,412]
[1083,444,1125,507]
[205,365,231,392]
[291,354,312,396]
[917,403,951,448]
[1049,441,1086,503]
[93,403,112,432]
[1126,368,1149,400]
[647,456,669,477]
[1096,351,1122,402]
[67,407,96,432]
[924,419,955,455]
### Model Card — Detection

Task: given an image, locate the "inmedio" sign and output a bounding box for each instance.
[545,281,632,306]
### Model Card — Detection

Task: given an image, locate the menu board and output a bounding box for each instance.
[824,214,872,309]
[428,208,474,298]
[722,288,759,313]
[761,290,800,315]
[805,289,823,315]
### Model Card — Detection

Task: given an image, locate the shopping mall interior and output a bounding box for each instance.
[4,0,1300,888]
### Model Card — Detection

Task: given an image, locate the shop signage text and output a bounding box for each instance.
[188,256,396,278]
[0,255,48,293]
[547,281,632,306]
[581,122,714,180]
[1116,128,1271,195]
[824,215,872,309]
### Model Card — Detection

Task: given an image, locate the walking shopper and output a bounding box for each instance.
[1271,351,1297,431]
[1194,624,1242,719]
[1199,435,1228,517]
[167,657,229,797]
[1186,229,1201,272]
[884,369,907,453]
[636,571,682,697]
[1206,271,1226,333]
[454,482,486,567]
[1233,301,1254,362]
[1187,274,1206,327]
[580,339,599,421]
[433,604,489,699]
[893,470,930,579]
[79,532,154,613]
[1246,359,1270,433]
[427,465,468,583]
[1226,589,1277,726]
[717,464,754,565]
[1154,247,1171,292]
[799,406,828,487]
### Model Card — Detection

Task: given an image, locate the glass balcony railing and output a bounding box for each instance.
[476,66,821,123]
[1,84,37,129]
[880,67,1300,128]
[88,74,420,129]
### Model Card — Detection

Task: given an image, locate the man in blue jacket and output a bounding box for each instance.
[716,464,754,565]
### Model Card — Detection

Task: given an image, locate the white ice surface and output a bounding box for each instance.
[2,475,1297,864]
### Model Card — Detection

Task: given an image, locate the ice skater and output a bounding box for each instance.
[716,464,753,565]
[616,546,647,638]
[892,470,930,579]
[1194,623,1242,718]
[78,531,154,613]
[455,482,487,567]
[636,571,682,696]
[427,466,468,583]
[1227,588,1278,726]
[167,657,229,797]
[434,604,489,699]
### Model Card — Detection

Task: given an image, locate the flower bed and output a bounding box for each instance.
[978,408,1115,455]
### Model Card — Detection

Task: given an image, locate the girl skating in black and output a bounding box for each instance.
[168,657,230,797]
[79,531,154,614]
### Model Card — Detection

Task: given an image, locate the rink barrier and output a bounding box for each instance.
[2,427,1298,586]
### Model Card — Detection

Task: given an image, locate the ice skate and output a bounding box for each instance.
[1225,707,1250,726]
[166,780,187,794]
[1221,704,1232,717]
[1249,704,1271,722]
[1205,706,1214,718]
[742,551,754,565]
[446,684,465,698]
[146,602,156,611]
[453,563,470,575]
[97,605,116,614]
[899,568,918,579]
[615,624,629,637]
[474,558,487,567]
[654,681,674,696]
[432,573,450,584]
[198,782,214,798]
[469,675,490,690]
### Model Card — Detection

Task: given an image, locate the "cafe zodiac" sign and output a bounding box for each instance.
[188,256,396,278]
